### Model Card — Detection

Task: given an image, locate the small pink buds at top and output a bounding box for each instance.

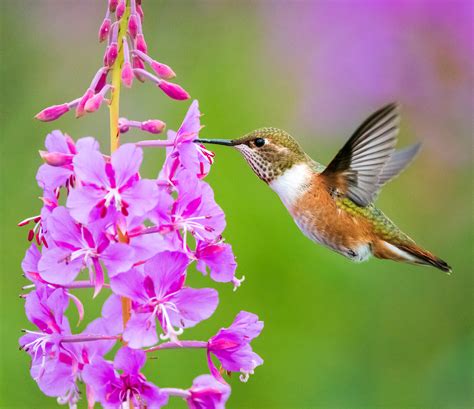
[35,103,69,122]
[108,0,118,12]
[106,43,118,67]
[128,14,139,39]
[116,0,126,19]
[140,120,166,134]
[136,34,147,54]
[151,61,176,79]
[39,150,73,167]
[76,88,94,118]
[122,62,134,88]
[158,81,190,101]
[98,13,111,42]
[132,59,146,82]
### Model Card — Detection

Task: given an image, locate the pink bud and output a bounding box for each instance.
[108,0,118,12]
[116,0,126,19]
[94,70,109,93]
[121,62,134,88]
[136,34,147,54]
[136,3,144,20]
[132,56,146,82]
[98,18,111,42]
[128,14,139,39]
[75,89,94,118]
[158,81,190,101]
[84,93,105,113]
[151,61,176,79]
[140,120,166,134]
[39,150,73,166]
[118,118,130,133]
[106,43,118,67]
[35,103,69,122]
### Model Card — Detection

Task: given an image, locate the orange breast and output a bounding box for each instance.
[291,174,375,252]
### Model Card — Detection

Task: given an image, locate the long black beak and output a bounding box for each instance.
[194,138,235,146]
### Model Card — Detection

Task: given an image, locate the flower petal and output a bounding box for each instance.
[123,312,158,348]
[111,144,143,187]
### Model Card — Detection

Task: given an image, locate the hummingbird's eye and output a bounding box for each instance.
[254,138,265,148]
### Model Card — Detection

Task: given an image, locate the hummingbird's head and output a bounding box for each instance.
[195,127,308,183]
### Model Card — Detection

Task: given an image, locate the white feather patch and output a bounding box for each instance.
[269,163,312,209]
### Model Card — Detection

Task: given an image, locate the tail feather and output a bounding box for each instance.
[373,240,452,273]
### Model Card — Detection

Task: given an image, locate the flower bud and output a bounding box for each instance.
[84,94,103,113]
[158,81,190,101]
[132,56,146,82]
[140,119,166,134]
[151,61,176,79]
[98,17,111,42]
[121,62,134,88]
[108,0,118,12]
[128,14,139,39]
[116,0,126,19]
[75,89,94,118]
[35,104,69,122]
[106,43,118,67]
[118,118,130,133]
[39,150,73,166]
[136,34,147,54]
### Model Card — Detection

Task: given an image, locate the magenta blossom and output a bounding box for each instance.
[67,143,158,224]
[38,207,134,294]
[187,375,231,409]
[36,130,99,192]
[111,251,218,348]
[83,347,168,409]
[208,311,264,383]
[195,241,237,284]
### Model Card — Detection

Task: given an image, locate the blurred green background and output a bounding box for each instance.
[1,1,473,408]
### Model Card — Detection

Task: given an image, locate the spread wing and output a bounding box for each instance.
[321,103,418,207]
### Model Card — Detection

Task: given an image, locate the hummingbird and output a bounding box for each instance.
[195,103,452,272]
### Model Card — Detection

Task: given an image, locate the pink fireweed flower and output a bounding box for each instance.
[36,131,99,192]
[67,144,158,224]
[83,347,168,409]
[187,374,231,409]
[110,251,218,348]
[38,207,135,295]
[207,311,264,383]
[194,241,237,284]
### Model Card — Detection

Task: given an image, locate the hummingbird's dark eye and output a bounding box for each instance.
[254,138,265,148]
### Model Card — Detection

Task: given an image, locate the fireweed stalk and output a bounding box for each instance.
[21,1,263,408]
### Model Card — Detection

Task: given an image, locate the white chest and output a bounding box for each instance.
[269,163,312,210]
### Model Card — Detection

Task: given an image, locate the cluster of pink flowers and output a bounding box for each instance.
[20,1,263,408]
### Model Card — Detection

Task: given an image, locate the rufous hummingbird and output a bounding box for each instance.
[195,103,452,272]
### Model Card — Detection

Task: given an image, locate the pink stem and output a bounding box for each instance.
[145,340,207,353]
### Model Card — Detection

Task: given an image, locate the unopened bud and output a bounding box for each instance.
[106,43,118,67]
[132,56,146,82]
[141,120,166,134]
[136,34,147,54]
[35,104,69,122]
[98,17,111,42]
[108,0,118,12]
[84,93,105,113]
[128,14,139,39]
[116,0,126,19]
[75,89,94,118]
[121,62,134,88]
[158,81,190,101]
[118,118,130,133]
[39,150,73,166]
[151,61,176,79]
